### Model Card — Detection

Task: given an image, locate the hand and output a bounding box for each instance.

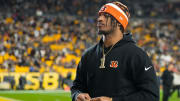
[91,96,112,101]
[76,93,91,101]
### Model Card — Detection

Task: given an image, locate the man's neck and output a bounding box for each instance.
[103,31,123,48]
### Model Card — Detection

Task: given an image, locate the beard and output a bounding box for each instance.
[98,28,114,35]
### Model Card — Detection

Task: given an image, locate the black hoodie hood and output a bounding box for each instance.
[99,33,136,48]
[121,33,136,43]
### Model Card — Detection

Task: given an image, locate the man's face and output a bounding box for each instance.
[97,13,113,35]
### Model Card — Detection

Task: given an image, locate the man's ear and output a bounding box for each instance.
[118,23,124,33]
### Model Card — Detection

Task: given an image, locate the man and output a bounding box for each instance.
[71,1,159,101]
[162,64,174,101]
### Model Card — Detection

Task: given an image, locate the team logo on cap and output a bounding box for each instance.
[110,61,118,68]
[100,6,107,12]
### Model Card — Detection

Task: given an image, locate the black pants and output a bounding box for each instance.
[175,86,180,98]
[163,85,171,101]
[178,88,180,98]
[170,85,180,98]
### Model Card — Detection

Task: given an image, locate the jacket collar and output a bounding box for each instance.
[99,33,136,48]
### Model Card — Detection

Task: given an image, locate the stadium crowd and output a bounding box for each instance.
[0,0,180,89]
[0,0,180,18]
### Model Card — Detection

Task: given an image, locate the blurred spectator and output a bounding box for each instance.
[162,64,174,101]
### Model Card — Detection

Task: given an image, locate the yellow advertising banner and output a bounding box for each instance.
[0,72,60,90]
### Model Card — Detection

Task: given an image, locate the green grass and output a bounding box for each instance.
[0,90,71,101]
[0,90,179,101]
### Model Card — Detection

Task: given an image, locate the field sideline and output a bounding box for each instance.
[0,90,179,101]
[0,90,71,101]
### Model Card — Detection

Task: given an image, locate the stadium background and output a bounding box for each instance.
[0,0,180,101]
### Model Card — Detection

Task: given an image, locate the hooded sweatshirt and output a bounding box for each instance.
[71,33,159,101]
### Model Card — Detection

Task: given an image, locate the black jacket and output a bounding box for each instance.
[162,69,174,87]
[71,33,159,101]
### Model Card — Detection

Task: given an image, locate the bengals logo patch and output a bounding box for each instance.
[110,61,118,68]
[100,6,107,12]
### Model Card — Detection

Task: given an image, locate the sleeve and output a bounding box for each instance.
[112,51,160,101]
[70,54,88,101]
